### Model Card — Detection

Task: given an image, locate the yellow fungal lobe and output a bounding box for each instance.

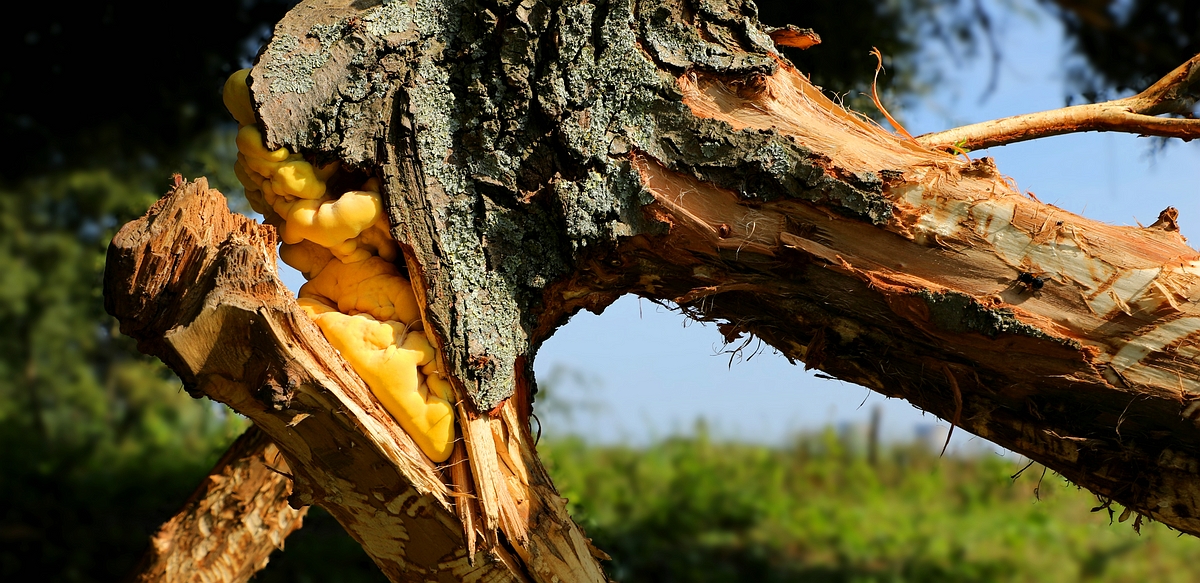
[298,256,422,325]
[279,240,335,280]
[273,190,384,250]
[299,301,456,462]
[224,70,456,462]
[237,125,291,165]
[234,126,327,201]
[271,160,326,200]
[222,68,256,127]
[351,223,401,263]
[234,161,272,216]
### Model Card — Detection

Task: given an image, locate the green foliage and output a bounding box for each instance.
[0,171,249,582]
[1038,0,1199,101]
[257,430,1200,582]
[1,2,291,579]
[541,430,1200,583]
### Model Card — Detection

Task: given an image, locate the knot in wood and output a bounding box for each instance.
[733,73,770,100]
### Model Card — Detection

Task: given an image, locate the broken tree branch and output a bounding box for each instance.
[104,178,601,583]
[108,2,1200,580]
[129,425,306,583]
[917,52,1200,151]
[242,0,1200,543]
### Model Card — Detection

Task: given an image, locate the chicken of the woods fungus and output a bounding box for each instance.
[223,69,456,463]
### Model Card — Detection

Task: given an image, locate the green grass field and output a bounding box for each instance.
[252,427,1200,582]
[538,430,1200,583]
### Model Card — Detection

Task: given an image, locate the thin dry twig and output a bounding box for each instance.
[917,52,1200,151]
[940,363,964,457]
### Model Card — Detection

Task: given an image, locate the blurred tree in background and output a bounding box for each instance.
[543,429,1200,583]
[0,1,1195,581]
[0,3,293,580]
[1039,0,1199,101]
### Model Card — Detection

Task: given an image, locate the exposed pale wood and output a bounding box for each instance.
[105,178,526,583]
[129,426,306,583]
[241,0,1200,542]
[616,58,1200,533]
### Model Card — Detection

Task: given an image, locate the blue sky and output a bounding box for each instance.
[531,0,1200,449]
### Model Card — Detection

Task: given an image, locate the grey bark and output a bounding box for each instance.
[251,0,880,413]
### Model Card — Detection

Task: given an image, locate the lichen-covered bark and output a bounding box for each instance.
[252,0,890,413]
[243,0,1200,544]
[129,426,306,583]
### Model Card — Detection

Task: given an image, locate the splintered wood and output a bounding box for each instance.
[624,59,1200,535]
[671,62,1200,396]
[105,179,519,583]
[106,178,606,583]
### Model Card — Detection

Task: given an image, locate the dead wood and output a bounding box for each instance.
[243,0,1200,540]
[107,1,1200,581]
[128,425,305,583]
[104,178,601,582]
[918,52,1200,151]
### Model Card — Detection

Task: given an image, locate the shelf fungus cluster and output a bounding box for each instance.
[223,69,456,462]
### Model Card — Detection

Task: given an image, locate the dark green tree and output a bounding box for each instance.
[0,3,293,580]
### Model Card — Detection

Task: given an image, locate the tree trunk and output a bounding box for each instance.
[108,0,1200,580]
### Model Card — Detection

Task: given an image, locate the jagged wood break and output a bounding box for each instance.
[111,0,1200,581]
[226,68,457,463]
[105,178,596,582]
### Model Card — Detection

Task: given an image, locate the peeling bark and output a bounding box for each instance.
[243,0,1200,538]
[129,426,306,583]
[110,0,1200,581]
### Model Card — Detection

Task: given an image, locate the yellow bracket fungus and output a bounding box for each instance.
[236,125,327,200]
[279,240,335,280]
[272,190,397,263]
[299,255,422,325]
[299,299,455,461]
[222,69,257,127]
[224,69,456,462]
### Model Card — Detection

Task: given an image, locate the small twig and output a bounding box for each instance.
[1011,458,1036,481]
[917,52,1200,151]
[940,363,964,457]
[1034,466,1048,501]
